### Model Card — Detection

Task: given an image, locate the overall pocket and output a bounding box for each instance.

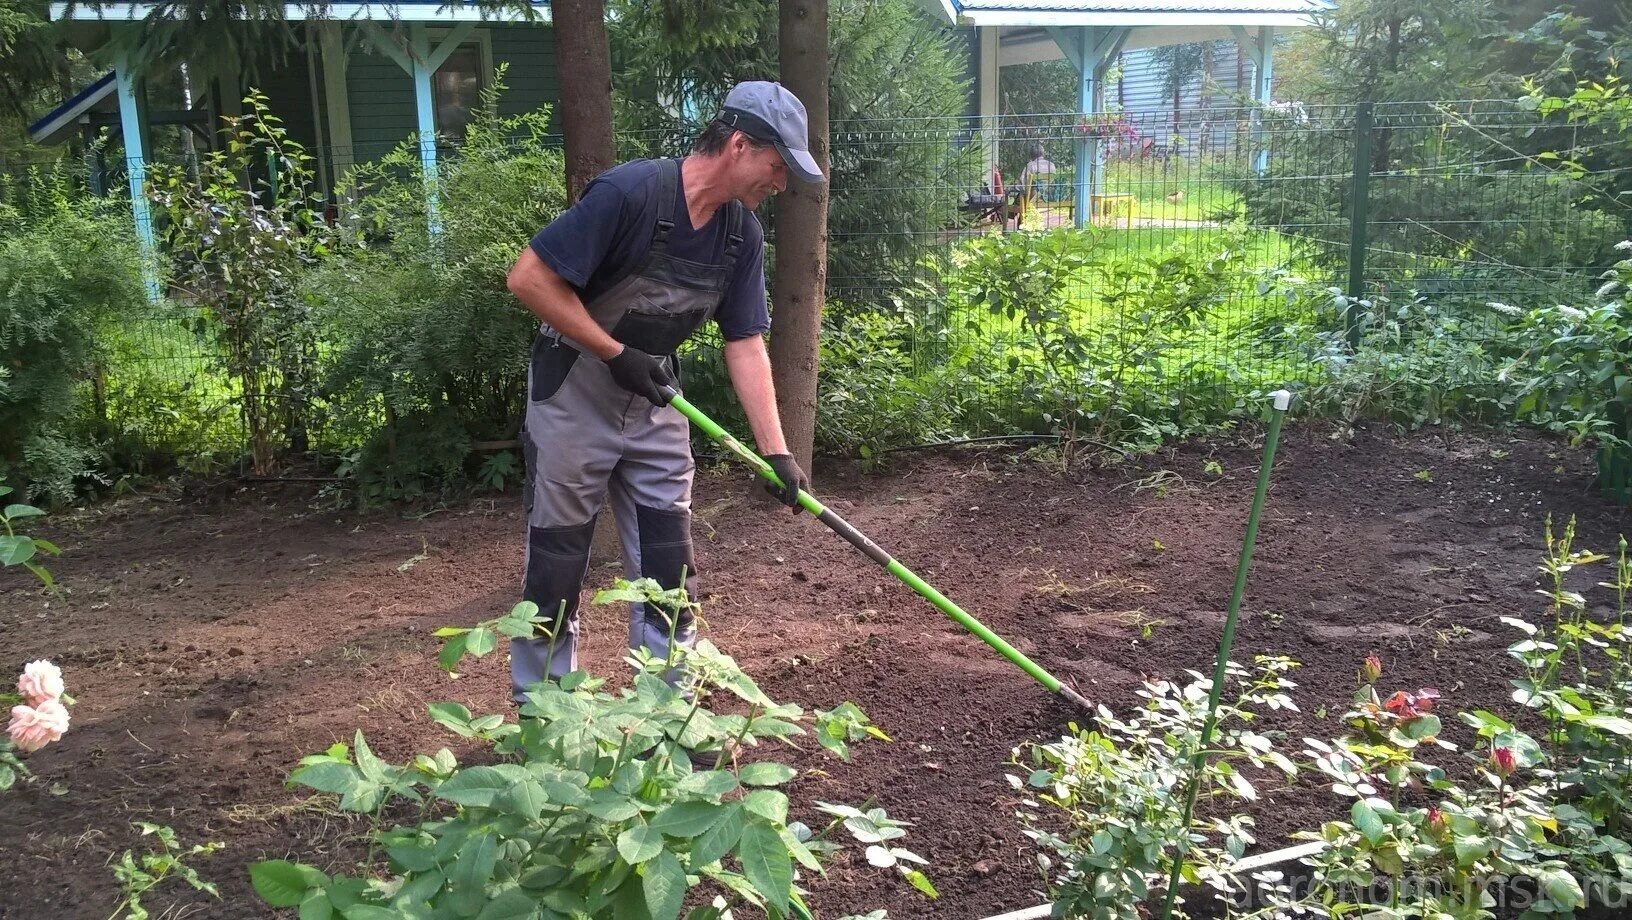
[610,301,709,356]
[529,335,581,403]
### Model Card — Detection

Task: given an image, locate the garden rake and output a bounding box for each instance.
[661,385,1095,715]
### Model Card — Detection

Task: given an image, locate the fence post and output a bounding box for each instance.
[1346,102,1373,348]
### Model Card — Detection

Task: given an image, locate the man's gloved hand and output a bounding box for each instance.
[762,454,809,513]
[605,346,677,405]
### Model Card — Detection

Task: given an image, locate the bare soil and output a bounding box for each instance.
[2,424,1626,919]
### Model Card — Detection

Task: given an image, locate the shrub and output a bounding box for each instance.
[311,69,567,499]
[1307,288,1516,434]
[252,580,930,919]
[0,168,148,502]
[147,90,333,475]
[1501,243,1632,449]
[1013,656,1302,920]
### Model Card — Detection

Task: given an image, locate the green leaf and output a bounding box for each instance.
[1454,835,1492,866]
[23,562,54,589]
[1351,800,1386,845]
[738,763,797,787]
[474,890,542,920]
[642,849,687,920]
[737,820,792,916]
[677,771,738,797]
[298,891,335,920]
[1536,865,1586,908]
[466,627,497,658]
[427,702,474,736]
[650,801,725,838]
[289,761,360,796]
[435,766,518,808]
[618,824,665,865]
[4,504,46,520]
[337,905,399,920]
[439,632,469,671]
[454,833,499,892]
[690,803,746,867]
[743,790,789,825]
[1581,713,1632,737]
[1402,714,1442,741]
[1458,710,1514,736]
[353,731,388,783]
[586,795,643,822]
[496,779,549,820]
[0,536,37,566]
[251,860,325,907]
[904,869,940,900]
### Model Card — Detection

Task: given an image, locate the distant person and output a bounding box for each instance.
[1017,142,1059,228]
[1019,142,1057,192]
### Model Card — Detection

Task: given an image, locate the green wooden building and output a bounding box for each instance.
[30,2,562,287]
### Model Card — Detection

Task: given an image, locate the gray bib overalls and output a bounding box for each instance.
[514,159,745,698]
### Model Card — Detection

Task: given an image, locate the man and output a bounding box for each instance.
[1017,142,1058,229]
[504,81,822,699]
[1019,141,1058,190]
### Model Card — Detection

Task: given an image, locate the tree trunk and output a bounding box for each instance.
[1373,13,1401,176]
[551,0,617,201]
[771,0,830,474]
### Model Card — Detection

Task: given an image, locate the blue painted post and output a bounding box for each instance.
[114,49,160,300]
[409,23,441,237]
[1255,26,1276,174]
[1074,26,1098,229]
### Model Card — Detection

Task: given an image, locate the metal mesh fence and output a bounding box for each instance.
[6,100,1626,463]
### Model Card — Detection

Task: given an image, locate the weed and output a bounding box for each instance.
[108,823,222,920]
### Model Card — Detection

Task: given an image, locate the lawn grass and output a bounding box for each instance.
[934,223,1332,400]
[1017,156,1246,227]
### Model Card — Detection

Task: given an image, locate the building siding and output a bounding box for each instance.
[254,45,323,156]
[344,23,560,164]
[345,28,420,164]
[490,24,560,120]
[1115,43,1257,154]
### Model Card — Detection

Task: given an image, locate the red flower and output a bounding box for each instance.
[1490,747,1517,778]
[1383,688,1441,720]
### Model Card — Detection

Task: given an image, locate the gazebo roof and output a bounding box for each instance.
[934,0,1328,30]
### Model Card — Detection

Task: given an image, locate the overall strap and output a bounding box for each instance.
[720,201,745,272]
[650,158,680,253]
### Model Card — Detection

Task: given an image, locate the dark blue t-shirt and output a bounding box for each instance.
[528,159,770,342]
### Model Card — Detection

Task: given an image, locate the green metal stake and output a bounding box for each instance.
[664,387,1094,715]
[1158,389,1293,920]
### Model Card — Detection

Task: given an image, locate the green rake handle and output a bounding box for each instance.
[663,387,1093,714]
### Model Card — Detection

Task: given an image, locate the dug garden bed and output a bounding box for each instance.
[1,422,1625,919]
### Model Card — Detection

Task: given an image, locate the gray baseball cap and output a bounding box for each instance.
[718,81,824,184]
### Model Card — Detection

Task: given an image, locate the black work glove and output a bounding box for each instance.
[605,346,677,405]
[762,454,809,513]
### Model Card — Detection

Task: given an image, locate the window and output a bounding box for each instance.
[433,43,484,141]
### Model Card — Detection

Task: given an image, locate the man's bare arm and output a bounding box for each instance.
[723,334,790,456]
[506,247,623,361]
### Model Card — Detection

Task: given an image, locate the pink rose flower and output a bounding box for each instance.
[8,699,70,753]
[17,660,65,706]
